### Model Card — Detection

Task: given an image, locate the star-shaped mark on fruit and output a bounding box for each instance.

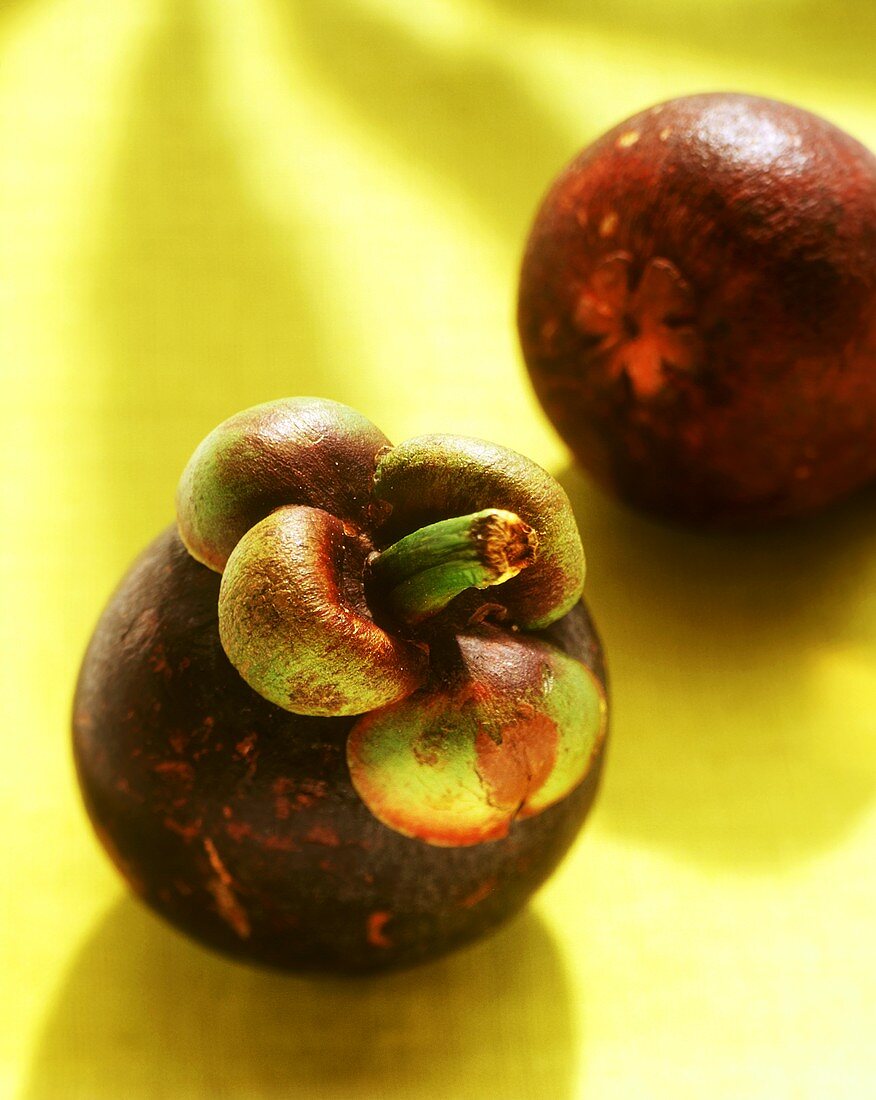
[574,251,701,398]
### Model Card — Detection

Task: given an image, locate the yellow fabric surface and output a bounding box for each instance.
[2,1,875,1096]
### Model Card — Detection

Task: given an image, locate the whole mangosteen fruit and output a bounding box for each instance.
[518,92,876,525]
[73,398,608,973]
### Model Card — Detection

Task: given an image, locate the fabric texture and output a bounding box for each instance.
[2,1,874,1096]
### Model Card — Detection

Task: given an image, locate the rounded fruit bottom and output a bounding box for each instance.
[72,527,608,973]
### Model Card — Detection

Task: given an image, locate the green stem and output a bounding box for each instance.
[370,509,539,625]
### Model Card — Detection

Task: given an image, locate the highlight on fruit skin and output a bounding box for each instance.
[174,397,604,846]
[518,92,876,526]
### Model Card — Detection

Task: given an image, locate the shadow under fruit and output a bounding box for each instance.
[518,92,876,525]
[72,398,607,973]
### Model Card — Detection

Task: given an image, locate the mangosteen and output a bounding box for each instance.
[73,398,608,973]
[518,92,876,525]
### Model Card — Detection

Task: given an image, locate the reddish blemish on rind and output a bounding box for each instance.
[148,644,173,678]
[168,732,187,754]
[367,911,393,948]
[203,837,251,939]
[114,776,143,801]
[153,760,195,783]
[235,732,257,758]
[273,777,295,820]
[459,877,499,908]
[225,820,252,842]
[163,816,202,841]
[305,824,341,847]
[272,776,328,818]
[223,818,300,852]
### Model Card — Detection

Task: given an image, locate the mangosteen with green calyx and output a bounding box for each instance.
[73,397,608,973]
[518,92,876,526]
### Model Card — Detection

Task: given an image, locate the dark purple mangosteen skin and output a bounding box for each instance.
[518,93,876,525]
[73,527,607,974]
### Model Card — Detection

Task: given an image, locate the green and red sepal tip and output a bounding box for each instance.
[219,505,427,717]
[176,397,391,572]
[346,629,607,846]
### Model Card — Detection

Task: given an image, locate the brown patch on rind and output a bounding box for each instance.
[164,816,202,841]
[474,711,559,813]
[459,877,499,908]
[305,824,341,847]
[366,911,393,948]
[203,837,251,939]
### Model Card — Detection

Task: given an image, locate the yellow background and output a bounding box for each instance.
[2,0,875,1096]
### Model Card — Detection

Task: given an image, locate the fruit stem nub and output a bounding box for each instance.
[370,509,539,625]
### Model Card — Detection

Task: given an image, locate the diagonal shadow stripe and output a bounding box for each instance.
[91,0,343,565]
